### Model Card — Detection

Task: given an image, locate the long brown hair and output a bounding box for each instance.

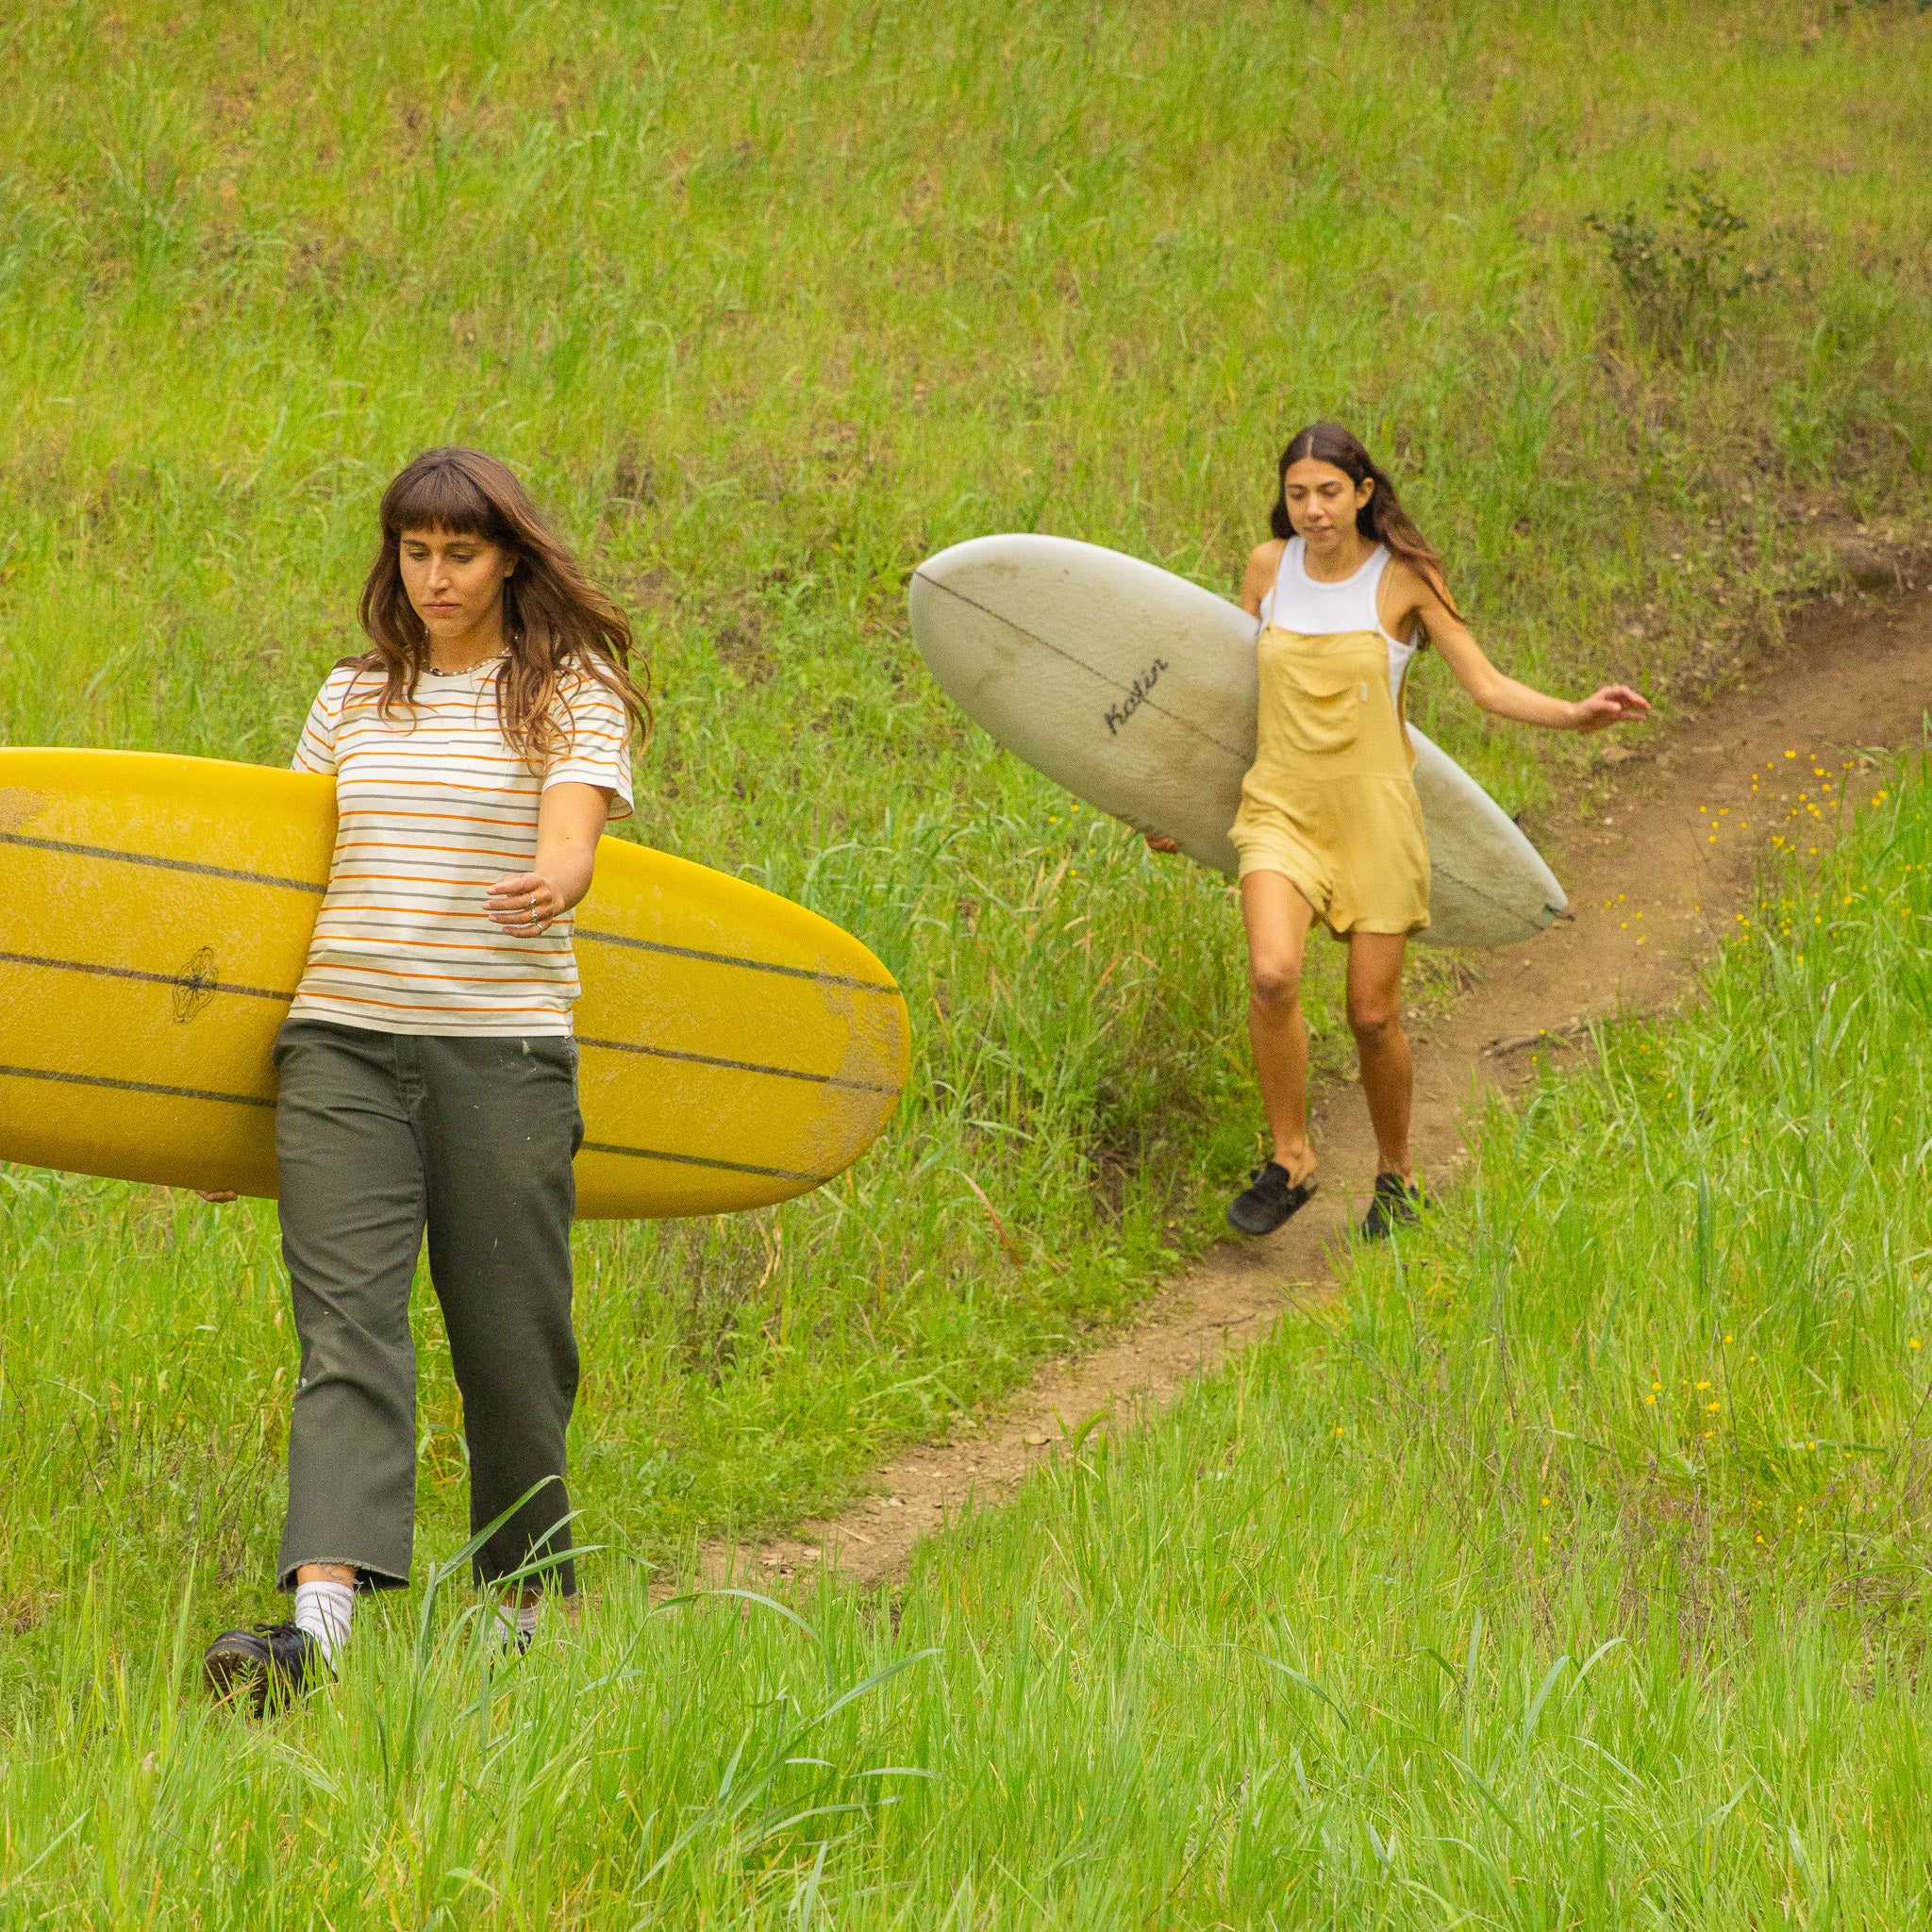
[354,447,652,765]
[1270,423,1461,623]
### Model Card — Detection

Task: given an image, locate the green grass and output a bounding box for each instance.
[6,0,1930,1612]
[3,1,1932,1887]
[6,731,1930,1926]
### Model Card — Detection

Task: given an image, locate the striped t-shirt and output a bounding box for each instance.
[288,657,635,1036]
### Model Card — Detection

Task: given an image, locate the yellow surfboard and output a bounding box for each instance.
[0,748,908,1217]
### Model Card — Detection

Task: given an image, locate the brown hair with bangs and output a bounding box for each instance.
[355,447,652,766]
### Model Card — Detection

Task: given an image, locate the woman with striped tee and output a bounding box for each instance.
[203,448,649,1712]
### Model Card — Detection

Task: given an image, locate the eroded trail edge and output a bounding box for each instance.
[702,582,1932,1594]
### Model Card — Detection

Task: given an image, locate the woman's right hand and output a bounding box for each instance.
[195,1190,238,1204]
[1144,833,1182,854]
[1568,685,1651,732]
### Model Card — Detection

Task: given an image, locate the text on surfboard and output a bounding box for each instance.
[1104,658,1171,736]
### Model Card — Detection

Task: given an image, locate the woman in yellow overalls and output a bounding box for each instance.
[1153,424,1648,1240]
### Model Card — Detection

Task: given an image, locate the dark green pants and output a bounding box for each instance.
[273,1020,583,1594]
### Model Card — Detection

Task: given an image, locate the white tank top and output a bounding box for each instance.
[1258,537,1419,706]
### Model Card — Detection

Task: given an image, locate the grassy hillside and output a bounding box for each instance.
[7,724,1929,1922]
[3,0,1932,1678]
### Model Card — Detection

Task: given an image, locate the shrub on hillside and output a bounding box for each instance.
[1587,173,1776,357]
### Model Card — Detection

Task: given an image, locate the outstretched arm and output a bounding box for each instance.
[1388,562,1650,733]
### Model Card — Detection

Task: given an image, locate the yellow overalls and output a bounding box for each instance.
[1229,620,1431,938]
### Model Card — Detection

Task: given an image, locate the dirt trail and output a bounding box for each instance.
[706,574,1932,1593]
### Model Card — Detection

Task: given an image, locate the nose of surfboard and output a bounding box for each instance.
[568,840,910,1219]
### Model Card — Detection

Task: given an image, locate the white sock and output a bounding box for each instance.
[292,1579,355,1663]
[496,1600,541,1645]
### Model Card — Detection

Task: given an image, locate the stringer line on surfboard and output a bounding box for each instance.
[575,1034,901,1095]
[0,828,327,895]
[910,570,1254,766]
[0,1062,277,1108]
[0,948,294,1004]
[575,924,900,993]
[579,1139,825,1183]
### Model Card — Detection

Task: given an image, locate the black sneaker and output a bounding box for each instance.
[1359,1172,1422,1241]
[203,1623,330,1717]
[1225,1161,1318,1236]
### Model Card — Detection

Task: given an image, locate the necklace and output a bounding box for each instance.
[425,648,508,678]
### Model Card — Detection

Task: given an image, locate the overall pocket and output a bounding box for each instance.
[1269,648,1367,757]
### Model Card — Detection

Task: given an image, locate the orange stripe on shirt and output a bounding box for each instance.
[289,659,633,1036]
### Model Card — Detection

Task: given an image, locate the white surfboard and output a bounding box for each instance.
[908,533,1567,949]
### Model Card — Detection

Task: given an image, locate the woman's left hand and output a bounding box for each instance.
[1570,685,1651,733]
[487,871,562,936]
[487,787,611,938]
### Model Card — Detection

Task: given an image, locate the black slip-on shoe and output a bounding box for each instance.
[1359,1172,1423,1241]
[203,1623,330,1717]
[1225,1161,1318,1237]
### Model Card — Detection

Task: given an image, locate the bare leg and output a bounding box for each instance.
[1240,872,1319,1184]
[1346,932,1413,1180]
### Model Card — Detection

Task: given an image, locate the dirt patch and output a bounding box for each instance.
[701,575,1932,1594]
